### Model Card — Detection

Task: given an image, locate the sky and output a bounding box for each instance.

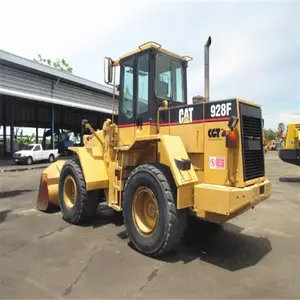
[0,0,299,132]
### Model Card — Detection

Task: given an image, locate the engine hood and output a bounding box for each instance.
[14,150,31,156]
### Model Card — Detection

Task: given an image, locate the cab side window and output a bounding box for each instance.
[155,54,184,103]
[120,58,134,119]
[137,54,149,115]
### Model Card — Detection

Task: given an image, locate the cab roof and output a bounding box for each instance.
[118,41,193,63]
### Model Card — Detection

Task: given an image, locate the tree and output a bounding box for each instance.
[266,129,276,140]
[33,54,73,74]
[15,129,35,145]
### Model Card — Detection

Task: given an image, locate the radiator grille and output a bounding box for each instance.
[240,106,265,181]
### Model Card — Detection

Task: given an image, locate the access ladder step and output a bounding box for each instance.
[110,204,122,211]
[113,183,121,191]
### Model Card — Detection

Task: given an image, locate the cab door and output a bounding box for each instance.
[117,57,136,146]
[134,52,152,138]
[33,144,42,161]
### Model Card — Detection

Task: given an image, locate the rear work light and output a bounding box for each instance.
[226,130,237,148]
[226,116,239,148]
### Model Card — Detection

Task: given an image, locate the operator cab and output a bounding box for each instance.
[105,42,192,128]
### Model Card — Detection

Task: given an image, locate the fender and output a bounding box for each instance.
[158,134,198,209]
[68,146,109,191]
[114,134,198,209]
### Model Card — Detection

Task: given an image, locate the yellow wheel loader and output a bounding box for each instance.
[278,122,300,166]
[36,37,271,257]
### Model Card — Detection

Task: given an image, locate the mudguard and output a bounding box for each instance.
[68,147,109,190]
[158,135,199,209]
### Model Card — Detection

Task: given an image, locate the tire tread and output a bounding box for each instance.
[122,163,187,257]
[59,159,98,224]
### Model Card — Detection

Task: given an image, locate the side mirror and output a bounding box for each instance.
[104,57,113,84]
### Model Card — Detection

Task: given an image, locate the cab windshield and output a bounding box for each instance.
[155,54,184,103]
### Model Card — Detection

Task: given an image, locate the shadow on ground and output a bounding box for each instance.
[123,216,272,272]
[279,177,300,183]
[76,203,124,228]
[0,189,34,198]
[0,209,11,223]
[55,203,272,272]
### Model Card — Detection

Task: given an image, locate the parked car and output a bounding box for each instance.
[13,144,59,165]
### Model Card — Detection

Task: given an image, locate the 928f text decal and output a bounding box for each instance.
[210,103,232,118]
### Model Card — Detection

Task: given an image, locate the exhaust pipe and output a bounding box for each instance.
[204,36,212,101]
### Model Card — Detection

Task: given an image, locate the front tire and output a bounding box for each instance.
[49,154,55,163]
[26,156,33,165]
[122,164,187,257]
[58,159,99,224]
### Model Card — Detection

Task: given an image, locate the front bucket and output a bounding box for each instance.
[36,160,68,212]
[36,176,51,211]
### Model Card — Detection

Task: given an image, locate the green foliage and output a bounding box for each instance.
[17,134,36,145]
[263,129,276,140]
[33,54,73,74]
[15,128,35,145]
[263,121,287,140]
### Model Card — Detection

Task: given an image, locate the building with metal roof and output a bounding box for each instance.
[0,49,119,114]
[0,49,119,158]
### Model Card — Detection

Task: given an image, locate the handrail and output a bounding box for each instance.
[82,121,104,146]
[156,100,169,133]
[138,41,162,50]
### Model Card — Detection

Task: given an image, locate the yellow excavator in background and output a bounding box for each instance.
[36,37,271,257]
[278,122,300,166]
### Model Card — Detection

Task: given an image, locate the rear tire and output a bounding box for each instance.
[122,163,187,257]
[49,154,54,163]
[58,159,99,224]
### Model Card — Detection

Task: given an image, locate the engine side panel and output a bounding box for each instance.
[159,99,239,186]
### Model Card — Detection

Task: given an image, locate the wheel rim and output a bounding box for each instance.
[63,175,77,210]
[50,156,53,162]
[132,186,159,235]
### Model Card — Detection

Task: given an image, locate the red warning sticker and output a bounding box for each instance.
[209,156,225,169]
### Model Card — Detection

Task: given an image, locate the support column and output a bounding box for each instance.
[10,100,14,157]
[35,103,38,143]
[60,106,64,133]
[36,127,38,144]
[80,119,83,146]
[1,96,6,157]
[3,126,6,157]
[51,104,55,149]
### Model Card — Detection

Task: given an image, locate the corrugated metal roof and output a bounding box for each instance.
[0,48,119,115]
[0,49,119,96]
